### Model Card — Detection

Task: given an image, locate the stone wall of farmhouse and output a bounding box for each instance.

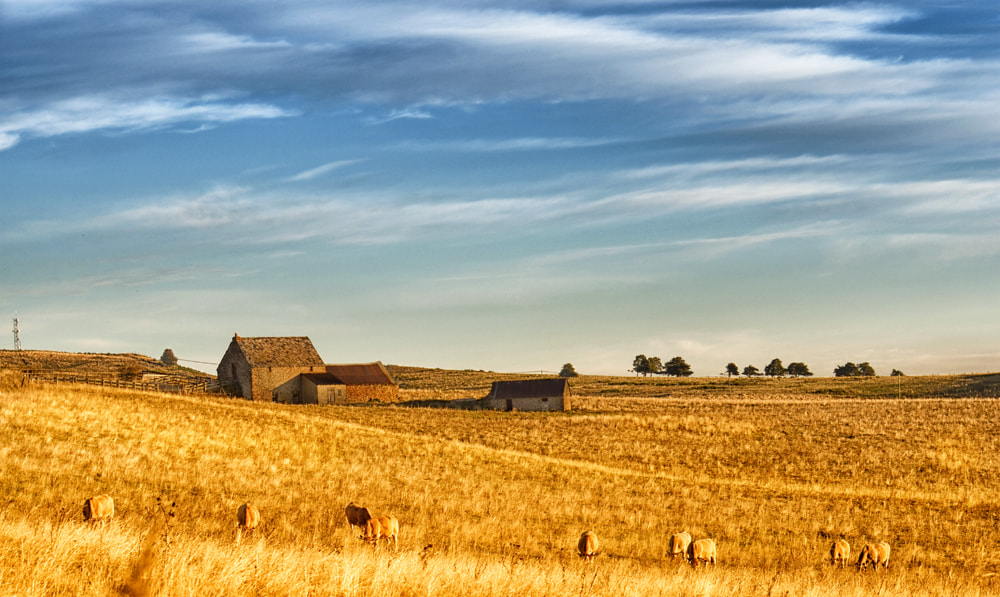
[218,352,252,399]
[345,384,398,403]
[251,366,321,403]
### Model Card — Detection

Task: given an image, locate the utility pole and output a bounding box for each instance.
[12,317,21,351]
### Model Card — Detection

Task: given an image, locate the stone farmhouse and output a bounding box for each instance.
[482,378,571,412]
[216,334,398,404]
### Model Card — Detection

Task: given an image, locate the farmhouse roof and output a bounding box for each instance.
[489,378,569,399]
[232,335,324,368]
[324,362,396,386]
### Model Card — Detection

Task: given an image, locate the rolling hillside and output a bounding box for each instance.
[0,349,211,379]
[1,374,999,595]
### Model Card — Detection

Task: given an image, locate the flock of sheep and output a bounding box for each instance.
[579,530,890,572]
[82,495,891,572]
[236,500,400,548]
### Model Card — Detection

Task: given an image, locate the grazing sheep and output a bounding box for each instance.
[830,539,851,568]
[345,502,373,533]
[237,503,260,534]
[577,531,599,561]
[857,541,891,571]
[364,515,399,549]
[83,495,114,524]
[688,538,717,568]
[669,531,692,560]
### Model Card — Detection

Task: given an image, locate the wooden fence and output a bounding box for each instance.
[22,369,219,394]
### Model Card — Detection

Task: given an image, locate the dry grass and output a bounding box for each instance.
[2,373,999,596]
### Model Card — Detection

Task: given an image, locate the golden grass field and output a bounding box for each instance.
[2,368,1000,596]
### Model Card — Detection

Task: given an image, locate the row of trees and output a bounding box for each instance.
[567,357,903,379]
[724,358,813,378]
[834,362,881,377]
[730,359,897,377]
[632,355,693,377]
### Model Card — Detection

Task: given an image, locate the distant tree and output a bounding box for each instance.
[726,363,739,378]
[858,362,876,377]
[632,355,650,377]
[663,356,693,377]
[764,358,786,378]
[647,356,663,375]
[743,365,761,377]
[834,362,861,377]
[160,348,178,366]
[559,363,579,378]
[890,369,905,377]
[786,362,813,377]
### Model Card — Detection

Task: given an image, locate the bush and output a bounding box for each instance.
[119,363,144,381]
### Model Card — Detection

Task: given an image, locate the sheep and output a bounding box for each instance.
[857,541,891,571]
[669,531,692,560]
[83,495,114,524]
[364,515,400,549]
[345,502,373,534]
[830,539,851,568]
[577,531,599,561]
[237,502,260,534]
[688,538,717,568]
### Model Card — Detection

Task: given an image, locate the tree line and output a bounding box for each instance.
[562,357,904,378]
[629,356,902,378]
[631,355,693,377]
[726,359,897,377]
[724,358,813,378]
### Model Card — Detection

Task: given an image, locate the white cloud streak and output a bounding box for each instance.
[0,95,295,150]
[287,159,364,182]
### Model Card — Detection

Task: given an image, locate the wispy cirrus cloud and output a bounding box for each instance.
[395,136,622,152]
[364,109,434,125]
[286,159,364,182]
[0,94,294,150]
[1,184,575,247]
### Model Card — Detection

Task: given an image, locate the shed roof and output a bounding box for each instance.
[324,362,396,386]
[233,335,324,368]
[301,373,344,385]
[489,378,569,399]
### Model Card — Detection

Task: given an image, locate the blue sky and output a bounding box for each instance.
[2,0,999,376]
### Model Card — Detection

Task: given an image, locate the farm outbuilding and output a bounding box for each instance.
[482,378,571,412]
[302,362,398,404]
[300,373,346,405]
[216,334,398,404]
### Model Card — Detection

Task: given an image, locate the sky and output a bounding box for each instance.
[2,0,999,377]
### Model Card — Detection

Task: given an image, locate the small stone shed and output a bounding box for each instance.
[482,378,571,412]
[217,334,325,402]
[302,362,398,404]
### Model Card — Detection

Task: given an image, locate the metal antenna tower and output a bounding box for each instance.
[12,317,21,351]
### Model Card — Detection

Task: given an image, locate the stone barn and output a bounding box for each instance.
[217,334,325,402]
[302,362,398,404]
[482,378,571,412]
[217,334,398,404]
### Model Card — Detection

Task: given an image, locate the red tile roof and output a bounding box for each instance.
[324,362,396,386]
